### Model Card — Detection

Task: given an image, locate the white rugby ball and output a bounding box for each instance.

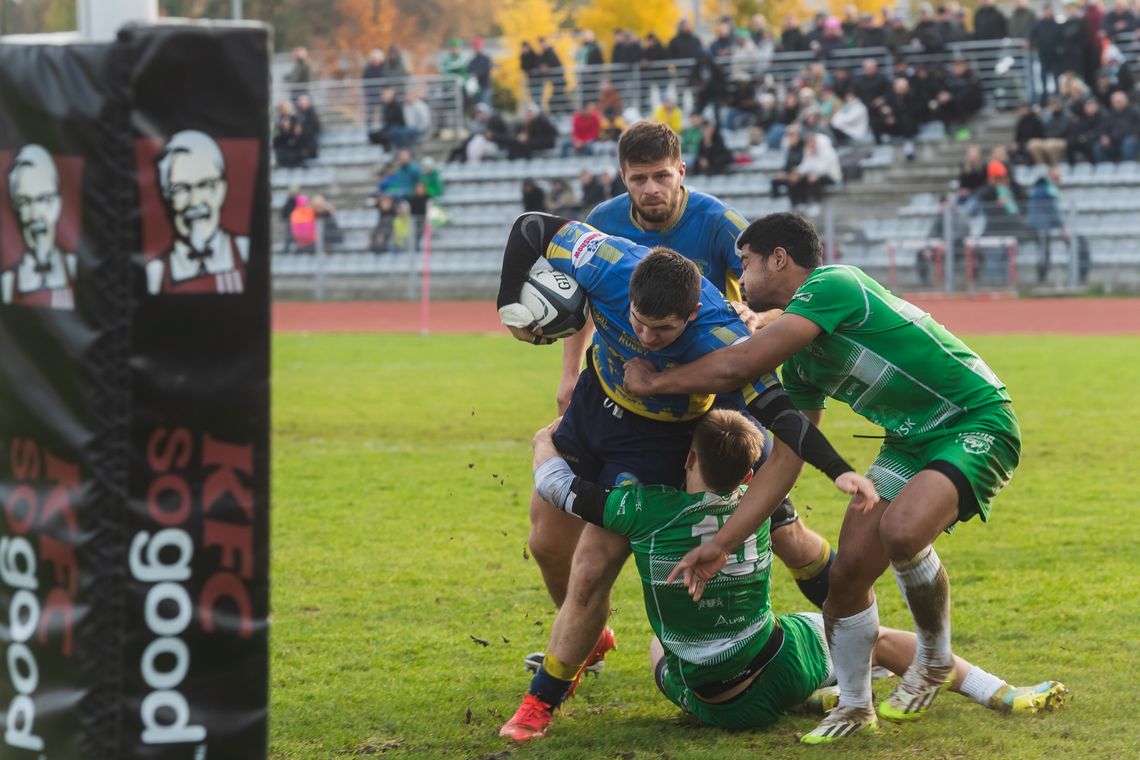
[519,267,589,338]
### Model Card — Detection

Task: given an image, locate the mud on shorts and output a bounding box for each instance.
[653,613,833,730]
[866,402,1021,524]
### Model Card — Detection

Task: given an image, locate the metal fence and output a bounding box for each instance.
[273,73,465,138]
[521,38,1035,117]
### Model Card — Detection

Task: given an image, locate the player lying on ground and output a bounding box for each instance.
[499,411,1067,741]
[549,121,837,623]
[623,212,1035,743]
[497,213,878,713]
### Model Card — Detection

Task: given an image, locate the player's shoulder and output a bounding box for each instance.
[684,190,748,232]
[585,194,631,227]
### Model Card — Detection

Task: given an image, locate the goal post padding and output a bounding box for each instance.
[0,21,271,759]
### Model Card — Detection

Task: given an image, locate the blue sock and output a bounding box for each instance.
[529,666,574,708]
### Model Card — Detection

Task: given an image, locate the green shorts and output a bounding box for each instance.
[867,402,1021,524]
[655,613,832,730]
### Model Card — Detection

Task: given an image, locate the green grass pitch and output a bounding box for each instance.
[269,333,1140,759]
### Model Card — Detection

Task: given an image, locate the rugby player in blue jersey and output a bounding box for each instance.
[496,212,878,736]
[531,122,838,669]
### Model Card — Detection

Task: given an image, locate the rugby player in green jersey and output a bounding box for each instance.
[499,410,1066,741]
[623,212,1065,743]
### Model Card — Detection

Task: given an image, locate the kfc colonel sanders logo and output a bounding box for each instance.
[0,145,81,311]
[139,130,259,296]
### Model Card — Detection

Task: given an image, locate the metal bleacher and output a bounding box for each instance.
[271,36,1140,296]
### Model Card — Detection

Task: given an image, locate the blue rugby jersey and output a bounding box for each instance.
[585,189,749,302]
[545,220,780,422]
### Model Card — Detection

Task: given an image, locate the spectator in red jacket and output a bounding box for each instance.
[564,101,602,156]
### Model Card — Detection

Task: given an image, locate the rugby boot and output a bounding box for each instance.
[800,704,879,744]
[877,662,955,721]
[989,681,1069,714]
[499,693,554,742]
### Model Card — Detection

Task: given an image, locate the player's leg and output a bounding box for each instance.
[872,626,1068,714]
[501,525,630,741]
[737,409,834,608]
[770,505,834,608]
[873,468,960,721]
[527,490,584,607]
[800,498,891,744]
[527,369,603,608]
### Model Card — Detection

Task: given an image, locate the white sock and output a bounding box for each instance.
[959,666,1006,706]
[893,545,952,670]
[827,600,879,709]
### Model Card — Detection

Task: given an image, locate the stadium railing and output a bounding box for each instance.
[519,39,1035,116]
[272,73,465,139]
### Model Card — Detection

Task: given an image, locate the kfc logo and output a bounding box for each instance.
[139,131,258,296]
[0,145,79,311]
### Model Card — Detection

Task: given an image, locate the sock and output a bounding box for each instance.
[789,541,834,608]
[893,546,952,671]
[960,666,1007,707]
[826,599,879,709]
[529,660,576,709]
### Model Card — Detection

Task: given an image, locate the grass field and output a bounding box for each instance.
[269,333,1140,759]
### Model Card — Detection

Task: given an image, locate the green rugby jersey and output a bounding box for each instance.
[781,265,1011,437]
[602,484,775,690]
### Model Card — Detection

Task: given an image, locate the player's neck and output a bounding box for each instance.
[683,472,711,494]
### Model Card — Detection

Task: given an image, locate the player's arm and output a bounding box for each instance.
[669,409,872,599]
[497,212,572,344]
[624,312,822,396]
[532,419,609,527]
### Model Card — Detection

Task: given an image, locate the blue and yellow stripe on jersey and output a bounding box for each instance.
[585,188,749,302]
[545,220,780,422]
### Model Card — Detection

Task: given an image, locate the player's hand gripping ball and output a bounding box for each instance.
[518,268,588,339]
[499,259,589,344]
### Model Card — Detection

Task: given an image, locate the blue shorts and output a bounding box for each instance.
[553,369,772,489]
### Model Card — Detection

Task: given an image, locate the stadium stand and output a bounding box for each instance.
[269,32,1140,298]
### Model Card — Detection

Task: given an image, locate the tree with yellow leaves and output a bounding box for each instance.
[494,0,576,113]
[574,0,681,59]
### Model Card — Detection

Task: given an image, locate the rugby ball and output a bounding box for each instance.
[519,267,588,338]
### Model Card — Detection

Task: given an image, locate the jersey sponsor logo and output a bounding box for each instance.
[571,231,605,268]
[960,432,994,455]
[697,597,725,609]
[613,471,641,488]
[791,292,813,302]
[714,614,747,627]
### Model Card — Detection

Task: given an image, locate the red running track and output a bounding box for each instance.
[274,298,1140,336]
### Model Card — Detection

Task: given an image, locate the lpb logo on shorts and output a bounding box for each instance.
[960,433,994,455]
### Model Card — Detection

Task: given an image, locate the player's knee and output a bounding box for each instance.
[878,518,927,561]
[827,554,874,598]
[528,525,573,568]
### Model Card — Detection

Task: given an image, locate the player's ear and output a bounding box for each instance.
[677,160,687,180]
[771,246,788,269]
[740,470,754,485]
[686,304,700,324]
[684,449,697,473]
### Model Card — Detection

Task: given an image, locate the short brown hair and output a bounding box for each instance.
[630,247,700,319]
[691,409,763,493]
[618,120,681,168]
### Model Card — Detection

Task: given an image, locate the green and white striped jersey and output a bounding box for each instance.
[602,484,775,690]
[782,265,1011,438]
